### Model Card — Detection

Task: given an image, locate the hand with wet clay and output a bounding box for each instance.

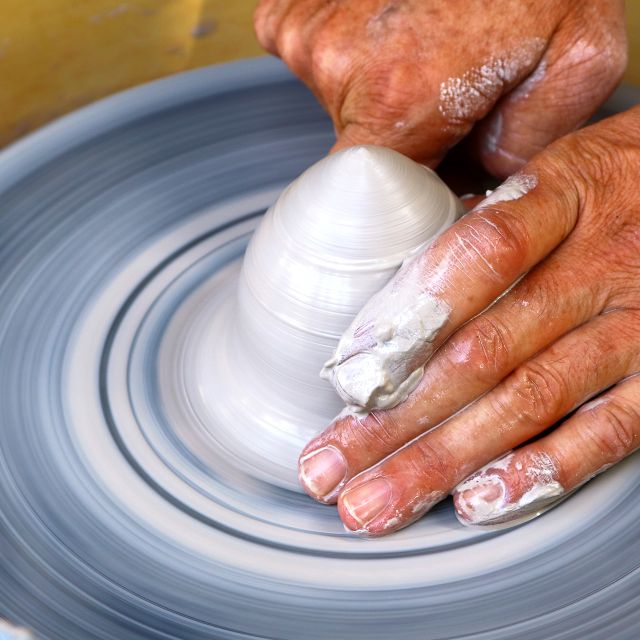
[298,107,640,535]
[254,0,627,177]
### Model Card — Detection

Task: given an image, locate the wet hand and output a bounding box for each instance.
[298,107,640,535]
[254,0,627,177]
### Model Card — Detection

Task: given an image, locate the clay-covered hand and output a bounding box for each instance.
[254,0,627,178]
[298,106,640,535]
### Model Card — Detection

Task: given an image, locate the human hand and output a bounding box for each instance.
[254,0,627,178]
[297,106,640,535]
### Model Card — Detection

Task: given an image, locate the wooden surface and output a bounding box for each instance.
[626,1,640,85]
[0,0,637,147]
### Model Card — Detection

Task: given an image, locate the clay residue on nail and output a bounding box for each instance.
[454,451,565,526]
[378,491,444,533]
[456,475,507,523]
[410,491,446,515]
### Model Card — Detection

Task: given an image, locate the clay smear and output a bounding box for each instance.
[321,257,450,412]
[439,38,545,123]
[317,148,462,413]
[454,451,565,526]
[478,173,538,208]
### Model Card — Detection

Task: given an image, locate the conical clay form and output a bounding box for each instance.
[195,145,463,489]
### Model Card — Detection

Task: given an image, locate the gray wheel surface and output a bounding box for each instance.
[0,57,639,640]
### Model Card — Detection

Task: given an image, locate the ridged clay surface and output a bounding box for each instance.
[218,144,462,487]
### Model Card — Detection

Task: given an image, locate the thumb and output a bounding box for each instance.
[474,6,627,178]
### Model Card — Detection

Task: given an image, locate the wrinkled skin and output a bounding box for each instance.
[254,0,627,177]
[297,108,640,533]
[254,0,639,536]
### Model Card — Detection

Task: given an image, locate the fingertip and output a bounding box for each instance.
[331,123,441,164]
[298,445,348,503]
[337,495,363,533]
[330,124,379,155]
[452,478,506,526]
[338,476,393,535]
[329,137,351,155]
[453,450,568,527]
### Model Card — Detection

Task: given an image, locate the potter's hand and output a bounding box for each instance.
[254,0,627,178]
[298,107,640,535]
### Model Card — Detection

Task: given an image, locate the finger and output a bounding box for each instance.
[454,371,640,527]
[253,0,295,54]
[475,2,627,178]
[331,123,399,156]
[257,0,355,124]
[335,309,640,536]
[271,0,339,82]
[331,117,444,166]
[330,120,446,167]
[322,157,579,414]
[299,237,603,502]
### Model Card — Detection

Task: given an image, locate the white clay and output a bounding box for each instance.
[479,173,538,208]
[320,254,452,412]
[454,452,565,527]
[238,144,454,405]
[197,145,462,487]
[316,151,463,413]
[238,145,462,416]
[438,38,545,122]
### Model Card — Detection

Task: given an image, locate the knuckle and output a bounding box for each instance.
[309,30,341,80]
[320,54,416,129]
[557,114,640,202]
[458,314,513,382]
[407,438,456,487]
[351,411,400,452]
[557,6,628,100]
[358,62,419,114]
[565,135,627,195]
[308,37,350,110]
[275,21,304,68]
[457,210,532,281]
[501,360,569,426]
[580,400,639,461]
[578,34,628,90]
[327,411,406,469]
[604,40,629,85]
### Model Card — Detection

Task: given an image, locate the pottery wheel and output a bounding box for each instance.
[1,58,639,639]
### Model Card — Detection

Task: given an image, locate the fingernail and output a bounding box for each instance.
[342,477,392,529]
[299,446,347,500]
[454,477,506,525]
